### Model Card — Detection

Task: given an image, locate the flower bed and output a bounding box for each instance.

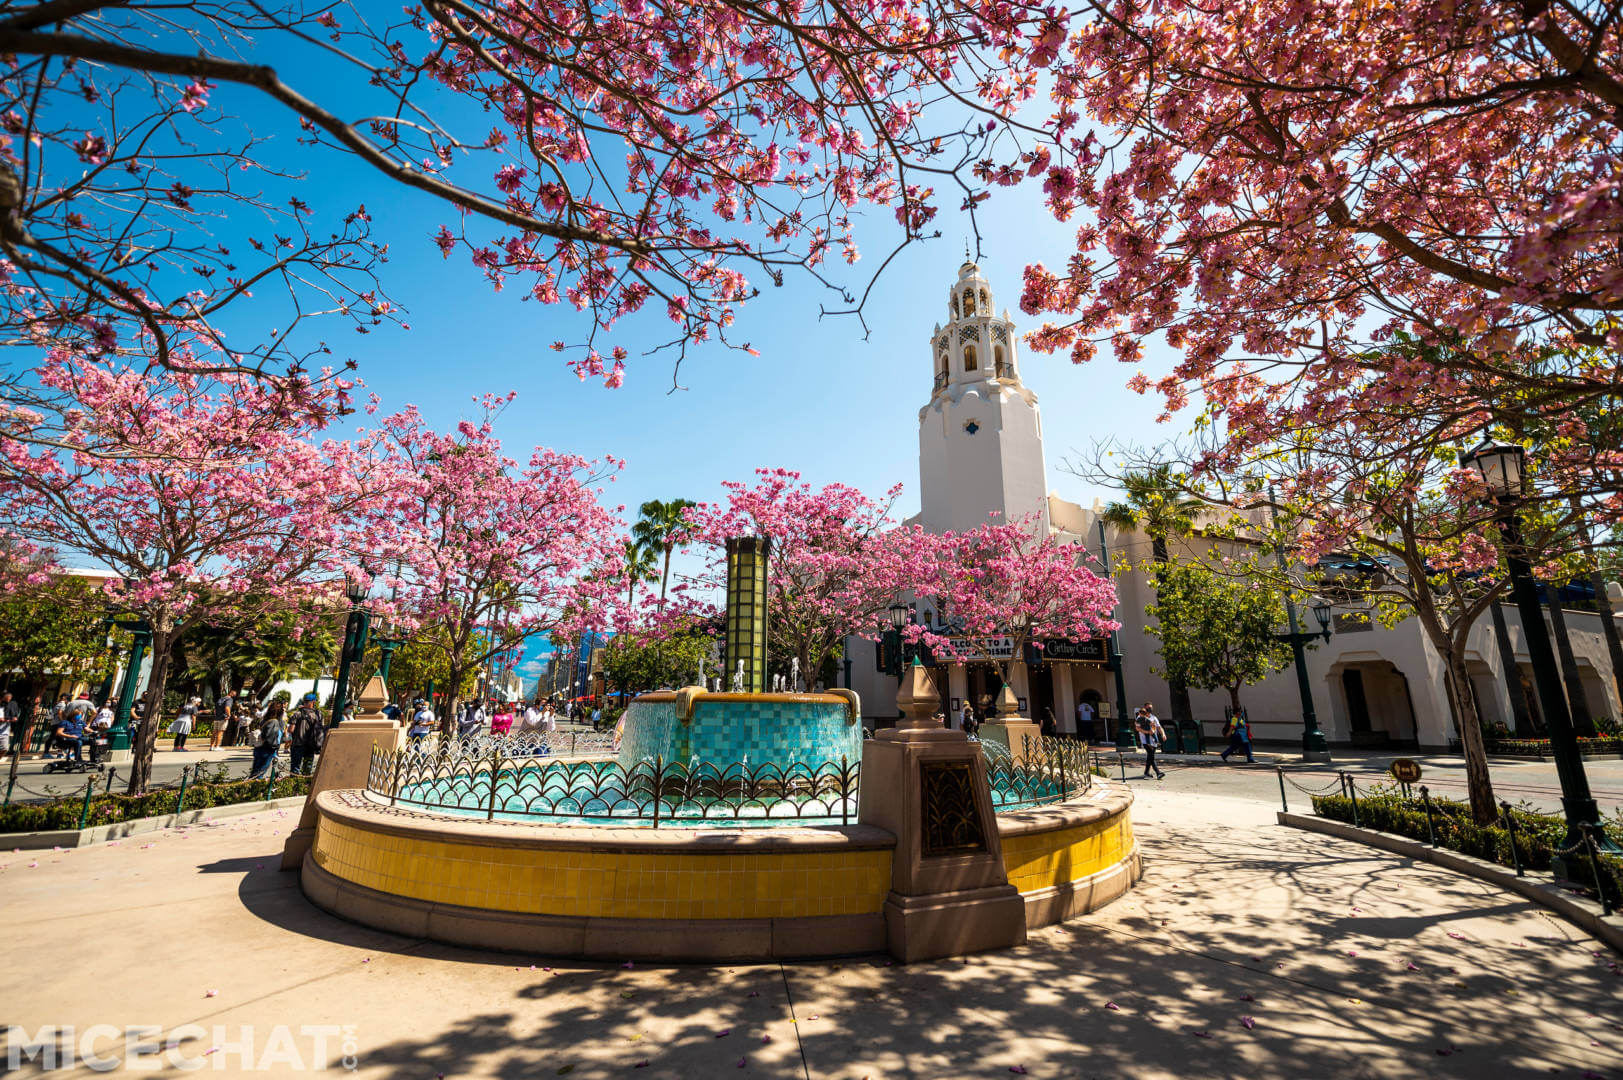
[1483,736,1623,758]
[0,774,311,834]
[1311,789,1623,900]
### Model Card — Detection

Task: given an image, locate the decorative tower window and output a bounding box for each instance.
[958,324,979,343]
[994,345,1007,375]
[963,418,980,434]
[950,297,959,319]
[964,344,978,371]
[979,288,989,311]
[992,324,1009,343]
[963,289,977,316]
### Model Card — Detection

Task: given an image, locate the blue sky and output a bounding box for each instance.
[304,150,1176,528]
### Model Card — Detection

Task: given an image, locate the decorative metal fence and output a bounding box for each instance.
[986,734,1094,809]
[367,744,861,827]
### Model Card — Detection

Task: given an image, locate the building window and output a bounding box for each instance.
[964,344,978,371]
[964,418,980,434]
[979,288,988,311]
[963,289,976,316]
[950,297,958,319]
[993,345,1007,376]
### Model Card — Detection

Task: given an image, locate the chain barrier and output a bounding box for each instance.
[1312,775,1619,915]
[1278,770,1347,797]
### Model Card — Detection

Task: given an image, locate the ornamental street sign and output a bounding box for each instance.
[1389,758,1423,783]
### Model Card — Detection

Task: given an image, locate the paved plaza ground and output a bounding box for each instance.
[3,787,1619,1078]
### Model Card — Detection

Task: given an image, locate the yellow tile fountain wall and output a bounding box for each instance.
[311,816,892,920]
[1001,811,1134,893]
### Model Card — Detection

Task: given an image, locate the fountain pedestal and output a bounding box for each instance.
[977,683,1042,766]
[280,674,401,871]
[858,662,1026,962]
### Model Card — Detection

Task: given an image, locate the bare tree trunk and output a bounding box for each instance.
[126,636,173,793]
[1444,645,1497,824]
[1228,685,1242,714]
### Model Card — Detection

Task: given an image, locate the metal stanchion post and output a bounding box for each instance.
[77,776,96,829]
[1501,801,1523,876]
[1277,766,1288,814]
[1584,826,1615,917]
[174,765,191,814]
[1420,786,1437,846]
[1346,773,1360,827]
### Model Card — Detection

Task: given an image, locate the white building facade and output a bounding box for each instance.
[847,264,1622,751]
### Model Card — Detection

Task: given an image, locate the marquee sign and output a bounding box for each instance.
[1025,638,1109,665]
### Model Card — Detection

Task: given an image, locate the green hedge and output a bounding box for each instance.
[0,774,311,834]
[1311,789,1622,900]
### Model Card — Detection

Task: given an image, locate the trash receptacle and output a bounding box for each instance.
[1179,718,1204,754]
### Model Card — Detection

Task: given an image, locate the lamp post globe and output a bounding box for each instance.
[886,603,908,631]
[1459,439,1527,501]
[1311,597,1333,637]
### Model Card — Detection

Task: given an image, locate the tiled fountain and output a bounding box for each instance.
[292,538,1139,961]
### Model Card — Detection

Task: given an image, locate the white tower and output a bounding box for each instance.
[918,259,1050,535]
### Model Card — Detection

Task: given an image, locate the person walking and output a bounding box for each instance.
[1134,703,1167,780]
[171,697,199,751]
[1220,708,1255,764]
[250,702,286,778]
[288,694,324,775]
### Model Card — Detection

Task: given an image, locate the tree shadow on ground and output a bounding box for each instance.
[222,818,1623,1080]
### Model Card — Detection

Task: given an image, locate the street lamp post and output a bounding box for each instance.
[107,619,151,756]
[1272,595,1334,763]
[1460,439,1614,863]
[1268,488,1334,763]
[330,568,373,729]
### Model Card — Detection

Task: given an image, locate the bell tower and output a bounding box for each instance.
[918,259,1050,535]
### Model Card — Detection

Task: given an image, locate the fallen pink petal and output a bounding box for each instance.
[1240,1017,1255,1030]
[1009,1067,1028,1076]
[716,1030,730,1038]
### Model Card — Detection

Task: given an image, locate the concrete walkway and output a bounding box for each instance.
[2,791,1618,1078]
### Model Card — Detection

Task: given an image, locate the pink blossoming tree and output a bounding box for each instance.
[685,468,931,687]
[0,0,1046,398]
[919,518,1119,718]
[363,396,625,733]
[1006,0,1623,524]
[0,356,376,791]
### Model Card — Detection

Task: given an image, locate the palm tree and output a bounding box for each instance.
[1102,467,1204,732]
[622,538,659,613]
[632,498,697,603]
